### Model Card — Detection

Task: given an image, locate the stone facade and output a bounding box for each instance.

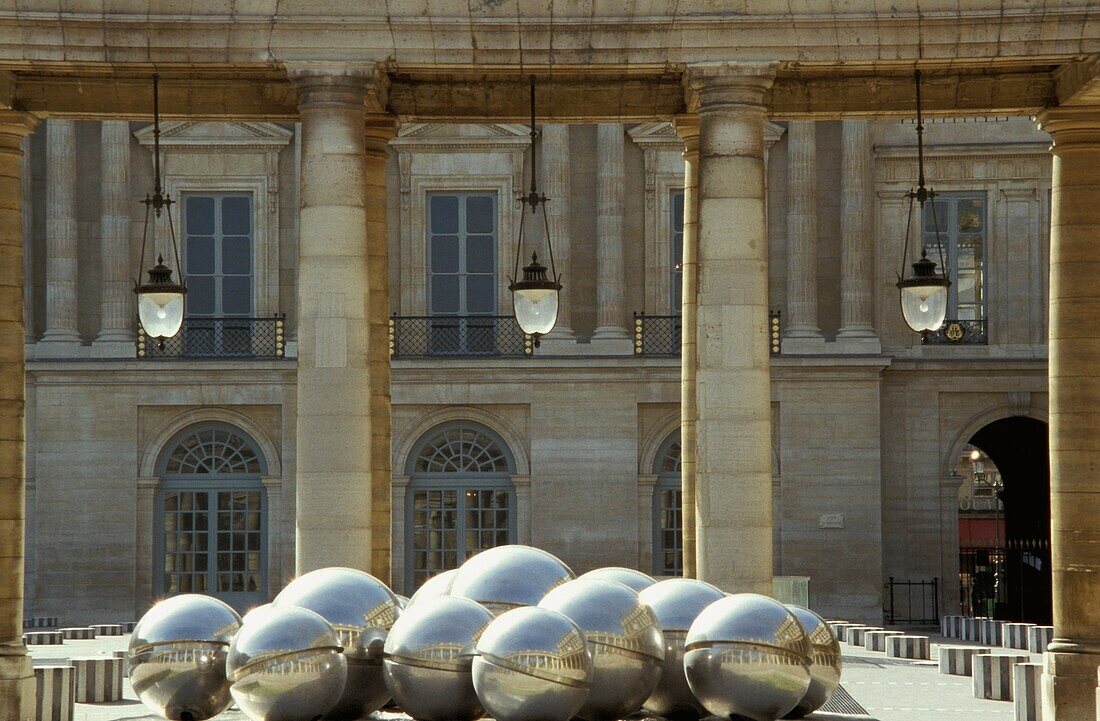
[19,114,1051,624]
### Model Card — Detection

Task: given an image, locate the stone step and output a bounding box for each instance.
[939,645,983,676]
[1003,622,1035,650]
[864,630,905,652]
[58,627,95,641]
[70,657,124,703]
[1012,662,1043,721]
[974,653,1030,701]
[34,665,73,721]
[887,635,930,660]
[23,631,63,646]
[1027,626,1054,654]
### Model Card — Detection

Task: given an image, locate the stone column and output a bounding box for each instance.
[674,116,699,579]
[539,124,574,342]
[686,62,777,594]
[38,119,80,352]
[784,120,822,346]
[837,120,879,348]
[94,120,135,352]
[292,69,375,573]
[592,123,630,344]
[21,136,31,346]
[0,110,39,721]
[1037,107,1100,721]
[365,116,396,583]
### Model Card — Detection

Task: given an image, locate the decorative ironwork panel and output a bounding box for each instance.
[139,316,285,359]
[414,426,510,474]
[923,318,987,345]
[633,311,783,357]
[390,315,531,358]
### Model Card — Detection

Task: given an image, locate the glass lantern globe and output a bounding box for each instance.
[897,255,949,332]
[510,253,561,338]
[135,257,186,340]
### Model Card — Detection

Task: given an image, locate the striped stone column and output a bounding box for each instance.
[1013,662,1044,721]
[70,657,123,703]
[685,61,777,594]
[0,110,39,721]
[886,635,930,660]
[974,653,1029,701]
[39,119,81,350]
[33,666,73,721]
[939,646,982,676]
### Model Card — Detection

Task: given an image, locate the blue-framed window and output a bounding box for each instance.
[155,423,268,611]
[922,192,987,321]
[652,433,682,577]
[405,422,516,593]
[671,190,684,314]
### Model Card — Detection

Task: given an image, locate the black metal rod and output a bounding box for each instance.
[529,76,537,197]
[915,69,925,194]
[152,74,162,197]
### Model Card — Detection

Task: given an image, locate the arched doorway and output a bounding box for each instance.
[957,417,1050,623]
[651,432,682,577]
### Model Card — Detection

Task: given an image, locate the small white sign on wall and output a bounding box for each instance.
[819,513,845,529]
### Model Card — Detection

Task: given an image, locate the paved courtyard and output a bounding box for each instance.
[28,628,1039,721]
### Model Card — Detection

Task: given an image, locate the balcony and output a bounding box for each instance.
[922,318,988,345]
[390,315,532,359]
[138,316,286,359]
[634,311,782,357]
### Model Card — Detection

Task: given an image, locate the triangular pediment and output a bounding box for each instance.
[628,121,681,148]
[398,123,530,139]
[134,121,294,149]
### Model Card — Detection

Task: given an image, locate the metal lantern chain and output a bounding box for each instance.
[897,69,948,279]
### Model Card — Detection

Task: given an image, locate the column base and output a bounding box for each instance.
[90,339,136,358]
[828,335,882,354]
[1043,647,1100,721]
[0,651,35,721]
[34,336,82,358]
[536,331,588,356]
[781,335,826,354]
[587,331,634,355]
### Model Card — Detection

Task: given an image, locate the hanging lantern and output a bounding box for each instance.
[509,77,562,346]
[133,74,186,347]
[896,69,950,334]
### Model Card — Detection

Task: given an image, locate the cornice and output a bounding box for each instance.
[133,120,293,152]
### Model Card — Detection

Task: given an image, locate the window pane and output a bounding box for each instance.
[222,236,251,275]
[466,235,494,274]
[431,236,460,273]
[222,276,252,315]
[431,276,460,314]
[188,277,216,315]
[466,196,494,234]
[466,275,495,314]
[186,197,215,236]
[957,199,983,232]
[672,191,684,233]
[222,196,251,235]
[187,237,216,275]
[924,199,948,233]
[430,196,460,234]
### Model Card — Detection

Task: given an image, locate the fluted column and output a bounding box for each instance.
[540,124,574,339]
[686,61,777,594]
[1036,106,1100,721]
[784,120,821,343]
[38,119,80,351]
[674,116,699,579]
[292,69,375,573]
[94,120,135,351]
[592,123,630,342]
[365,116,396,583]
[0,110,40,721]
[837,120,879,345]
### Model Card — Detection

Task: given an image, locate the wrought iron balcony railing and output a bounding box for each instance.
[138,316,286,359]
[390,315,532,359]
[634,311,782,357]
[922,318,988,345]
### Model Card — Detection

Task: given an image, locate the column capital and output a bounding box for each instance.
[1036,105,1100,149]
[0,111,40,148]
[364,114,398,155]
[289,63,390,113]
[684,61,778,113]
[673,115,700,154]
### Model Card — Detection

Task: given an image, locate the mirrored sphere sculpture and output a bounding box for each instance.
[577,567,655,593]
[383,595,495,721]
[539,578,664,721]
[128,594,242,721]
[684,593,812,721]
[273,567,401,721]
[450,545,574,614]
[783,605,841,719]
[227,605,348,721]
[472,606,593,721]
[638,578,725,718]
[406,569,458,611]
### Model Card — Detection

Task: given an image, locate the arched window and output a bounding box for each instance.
[405,422,516,593]
[155,423,268,609]
[652,433,683,576]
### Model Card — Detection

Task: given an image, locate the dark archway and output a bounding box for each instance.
[968,416,1051,624]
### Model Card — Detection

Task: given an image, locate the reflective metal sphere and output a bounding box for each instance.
[383,595,494,721]
[577,567,655,593]
[128,594,242,721]
[472,606,593,721]
[638,578,725,718]
[396,595,410,609]
[406,569,458,611]
[273,567,400,720]
[227,605,348,721]
[539,578,664,721]
[684,594,812,721]
[451,545,574,614]
[241,604,272,625]
[783,605,841,719]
